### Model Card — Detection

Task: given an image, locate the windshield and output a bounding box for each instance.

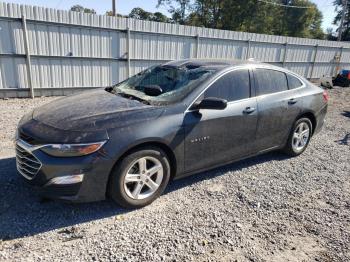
[112,64,217,105]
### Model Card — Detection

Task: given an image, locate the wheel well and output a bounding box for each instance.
[112,141,177,179]
[298,112,316,135]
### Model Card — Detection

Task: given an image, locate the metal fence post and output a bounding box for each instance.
[334,46,343,77]
[310,44,318,79]
[195,34,200,58]
[126,27,131,77]
[282,42,288,67]
[21,15,34,98]
[245,39,251,59]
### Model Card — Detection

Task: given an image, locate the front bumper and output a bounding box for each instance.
[15,139,114,202]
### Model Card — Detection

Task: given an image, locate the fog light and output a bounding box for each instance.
[46,174,84,186]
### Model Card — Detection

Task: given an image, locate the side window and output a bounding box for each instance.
[255,69,288,95]
[204,70,250,101]
[287,74,303,89]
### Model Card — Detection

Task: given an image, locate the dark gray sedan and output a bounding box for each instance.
[16,59,328,208]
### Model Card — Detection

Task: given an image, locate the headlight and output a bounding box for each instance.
[40,141,106,157]
[16,110,34,141]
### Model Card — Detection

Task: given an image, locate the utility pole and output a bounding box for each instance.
[112,0,116,16]
[338,0,348,41]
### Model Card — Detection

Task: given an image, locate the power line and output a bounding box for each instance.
[257,0,314,9]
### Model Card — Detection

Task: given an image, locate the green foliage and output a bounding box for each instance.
[70,5,96,14]
[105,11,127,18]
[157,0,191,23]
[326,27,337,40]
[129,7,171,23]
[333,0,350,41]
[159,0,325,39]
[81,0,325,40]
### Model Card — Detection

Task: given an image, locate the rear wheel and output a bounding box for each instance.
[108,147,170,208]
[283,118,312,156]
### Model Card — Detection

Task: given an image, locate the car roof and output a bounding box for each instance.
[164,58,262,70]
[163,59,305,81]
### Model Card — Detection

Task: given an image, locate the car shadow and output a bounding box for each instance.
[342,111,350,118]
[335,133,350,146]
[0,157,127,241]
[0,151,288,241]
[164,151,289,194]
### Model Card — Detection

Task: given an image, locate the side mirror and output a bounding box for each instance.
[144,85,163,96]
[193,97,227,110]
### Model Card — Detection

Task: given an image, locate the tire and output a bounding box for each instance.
[108,147,171,208]
[283,117,313,157]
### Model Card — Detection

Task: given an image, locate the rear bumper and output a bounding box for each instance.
[314,104,328,135]
[16,139,115,203]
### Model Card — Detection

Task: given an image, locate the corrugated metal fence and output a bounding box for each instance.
[0,2,350,98]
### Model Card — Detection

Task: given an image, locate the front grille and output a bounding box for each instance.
[16,143,42,180]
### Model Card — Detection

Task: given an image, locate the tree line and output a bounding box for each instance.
[156,0,324,39]
[70,1,349,41]
[330,0,350,41]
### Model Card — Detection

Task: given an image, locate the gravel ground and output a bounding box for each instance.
[0,88,349,262]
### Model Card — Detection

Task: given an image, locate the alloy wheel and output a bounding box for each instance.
[123,156,164,200]
[292,122,310,152]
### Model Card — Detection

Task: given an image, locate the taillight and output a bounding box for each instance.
[322,90,329,103]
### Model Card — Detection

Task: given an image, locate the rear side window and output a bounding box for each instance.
[255,69,288,95]
[287,74,303,89]
[204,70,250,101]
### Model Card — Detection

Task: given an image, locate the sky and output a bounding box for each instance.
[3,0,338,31]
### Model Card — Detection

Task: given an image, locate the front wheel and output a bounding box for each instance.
[283,118,312,156]
[108,147,171,208]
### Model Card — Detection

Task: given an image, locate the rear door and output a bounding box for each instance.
[183,68,258,172]
[253,68,303,151]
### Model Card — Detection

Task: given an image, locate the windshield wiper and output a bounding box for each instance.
[116,92,150,105]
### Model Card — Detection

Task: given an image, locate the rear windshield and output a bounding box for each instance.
[112,65,217,105]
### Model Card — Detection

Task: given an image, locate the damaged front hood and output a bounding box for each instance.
[19,118,109,144]
[33,89,165,132]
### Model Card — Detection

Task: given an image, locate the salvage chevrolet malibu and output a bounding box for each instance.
[16,59,328,208]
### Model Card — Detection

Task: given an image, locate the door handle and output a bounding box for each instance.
[288,98,298,105]
[243,107,256,114]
